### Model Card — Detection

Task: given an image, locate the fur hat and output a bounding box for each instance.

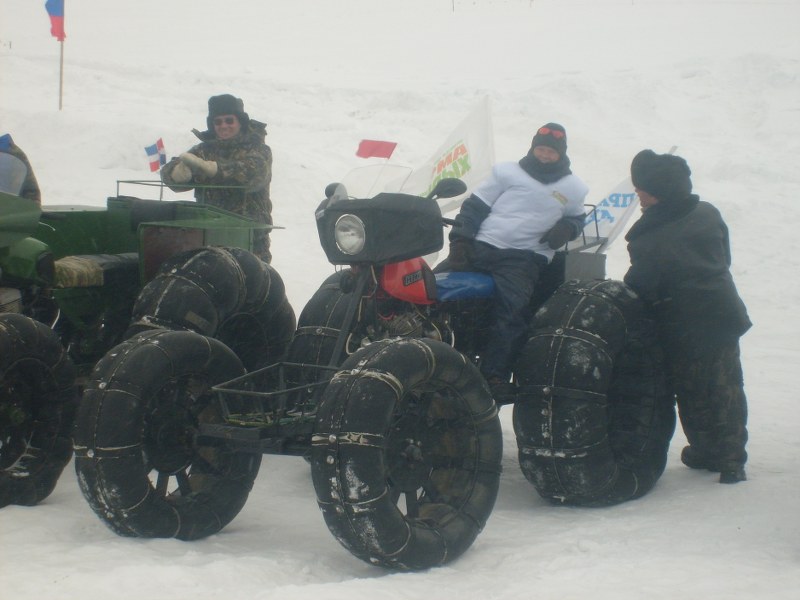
[631,149,693,201]
[531,123,567,157]
[207,94,249,131]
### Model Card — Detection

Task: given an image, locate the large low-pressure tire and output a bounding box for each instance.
[287,270,352,367]
[216,247,296,372]
[0,314,77,508]
[311,337,503,570]
[128,247,295,372]
[283,270,353,406]
[73,329,261,539]
[512,279,676,507]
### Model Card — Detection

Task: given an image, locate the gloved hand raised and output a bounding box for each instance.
[179,152,218,178]
[447,238,474,271]
[168,161,193,183]
[540,219,575,250]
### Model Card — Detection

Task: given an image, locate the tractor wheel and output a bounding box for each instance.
[512,279,676,506]
[128,247,295,372]
[216,250,296,372]
[311,337,503,570]
[282,271,353,406]
[0,314,77,507]
[287,270,353,367]
[73,329,261,539]
[128,246,246,336]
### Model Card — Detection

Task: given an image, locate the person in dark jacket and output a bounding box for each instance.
[0,133,42,206]
[624,149,751,484]
[161,94,273,262]
[445,123,588,386]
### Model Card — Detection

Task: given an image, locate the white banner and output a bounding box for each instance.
[587,145,677,253]
[585,177,640,253]
[401,95,495,214]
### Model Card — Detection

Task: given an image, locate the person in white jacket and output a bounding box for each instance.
[445,123,588,385]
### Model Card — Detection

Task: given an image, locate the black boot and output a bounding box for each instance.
[680,445,721,472]
[719,463,747,484]
[486,376,517,406]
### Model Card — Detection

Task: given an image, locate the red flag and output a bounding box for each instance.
[356,139,397,159]
[45,0,66,42]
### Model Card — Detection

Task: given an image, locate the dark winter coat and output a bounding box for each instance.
[162,120,272,226]
[0,135,42,206]
[624,195,751,351]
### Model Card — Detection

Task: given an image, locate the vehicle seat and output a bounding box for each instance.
[54,252,139,288]
[434,271,495,301]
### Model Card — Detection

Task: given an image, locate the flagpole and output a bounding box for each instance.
[58,39,64,110]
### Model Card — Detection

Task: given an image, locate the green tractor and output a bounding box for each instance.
[0,153,294,508]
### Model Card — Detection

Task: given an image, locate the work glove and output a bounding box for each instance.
[447,238,474,271]
[540,219,574,250]
[180,152,218,178]
[169,161,192,183]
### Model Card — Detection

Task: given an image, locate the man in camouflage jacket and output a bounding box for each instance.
[161,94,273,262]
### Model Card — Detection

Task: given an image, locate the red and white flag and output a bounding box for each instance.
[356,139,397,159]
[144,138,166,172]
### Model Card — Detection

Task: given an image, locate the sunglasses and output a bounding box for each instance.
[213,116,237,126]
[538,127,565,139]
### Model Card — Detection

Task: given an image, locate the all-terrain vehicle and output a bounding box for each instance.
[0,153,293,508]
[72,167,674,570]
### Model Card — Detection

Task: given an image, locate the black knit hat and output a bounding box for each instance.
[531,122,567,157]
[631,149,692,202]
[207,94,249,131]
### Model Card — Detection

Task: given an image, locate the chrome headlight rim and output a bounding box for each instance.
[334,214,366,255]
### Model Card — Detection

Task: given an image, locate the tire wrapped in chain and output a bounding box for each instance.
[127,246,295,372]
[311,337,503,570]
[0,314,77,507]
[512,279,676,506]
[286,270,352,370]
[73,329,260,539]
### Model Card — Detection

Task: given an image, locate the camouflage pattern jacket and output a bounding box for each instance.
[161,120,272,225]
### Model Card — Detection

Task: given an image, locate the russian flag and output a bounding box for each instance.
[45,0,66,42]
[145,138,167,172]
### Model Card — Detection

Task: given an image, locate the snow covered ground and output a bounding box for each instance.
[1,1,799,598]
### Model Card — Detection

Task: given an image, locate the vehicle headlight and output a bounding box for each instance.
[334,214,366,255]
